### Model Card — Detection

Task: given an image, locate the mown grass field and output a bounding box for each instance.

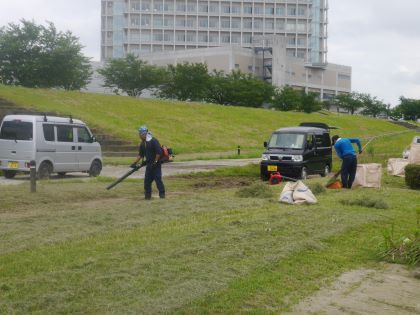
[0,165,418,313]
[0,85,410,157]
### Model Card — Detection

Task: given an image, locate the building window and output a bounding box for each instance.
[243,19,252,29]
[338,74,351,80]
[231,34,241,43]
[254,5,263,14]
[231,19,241,29]
[232,5,241,14]
[199,18,208,28]
[276,6,285,16]
[265,6,274,15]
[164,2,174,11]
[141,2,150,11]
[198,3,208,12]
[186,32,195,42]
[287,6,297,16]
[187,2,196,12]
[276,20,285,30]
[243,34,252,44]
[222,5,230,13]
[235,64,240,69]
[254,19,263,30]
[221,19,230,28]
[297,6,306,16]
[286,22,296,32]
[209,3,219,13]
[164,17,174,27]
[265,20,274,30]
[243,5,252,14]
[221,34,230,43]
[176,3,186,12]
[154,2,163,12]
[209,18,218,28]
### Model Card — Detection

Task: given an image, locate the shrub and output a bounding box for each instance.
[339,197,389,209]
[405,164,420,189]
[236,182,273,199]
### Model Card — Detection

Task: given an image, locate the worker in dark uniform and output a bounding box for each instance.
[131,126,165,199]
[331,135,362,189]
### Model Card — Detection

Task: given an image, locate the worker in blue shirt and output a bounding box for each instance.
[331,135,362,188]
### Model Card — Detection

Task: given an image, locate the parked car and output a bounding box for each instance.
[260,122,332,180]
[0,114,102,179]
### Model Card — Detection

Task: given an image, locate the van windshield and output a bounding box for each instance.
[0,120,33,141]
[268,133,305,149]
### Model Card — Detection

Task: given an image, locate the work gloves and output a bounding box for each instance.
[130,163,138,169]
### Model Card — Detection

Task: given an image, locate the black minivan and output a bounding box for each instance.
[260,122,332,180]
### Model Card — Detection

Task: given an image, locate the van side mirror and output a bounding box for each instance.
[307,142,313,150]
[264,141,267,148]
[91,136,97,143]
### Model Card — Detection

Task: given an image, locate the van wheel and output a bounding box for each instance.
[320,165,330,177]
[57,172,66,177]
[89,160,102,177]
[4,170,17,179]
[300,167,308,180]
[38,162,52,179]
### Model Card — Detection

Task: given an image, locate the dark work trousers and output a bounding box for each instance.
[144,163,165,198]
[341,155,357,188]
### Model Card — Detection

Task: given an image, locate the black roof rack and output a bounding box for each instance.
[299,122,339,130]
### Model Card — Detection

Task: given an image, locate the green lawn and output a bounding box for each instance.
[0,85,409,156]
[0,167,418,313]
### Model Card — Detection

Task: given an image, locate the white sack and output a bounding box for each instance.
[279,181,295,204]
[387,158,408,176]
[353,163,382,188]
[408,143,420,164]
[279,180,317,205]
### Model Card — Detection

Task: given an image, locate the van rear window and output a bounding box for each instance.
[0,121,33,141]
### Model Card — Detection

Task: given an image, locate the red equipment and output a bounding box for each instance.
[269,172,283,185]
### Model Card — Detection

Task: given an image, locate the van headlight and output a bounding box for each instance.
[292,155,303,162]
[261,154,269,161]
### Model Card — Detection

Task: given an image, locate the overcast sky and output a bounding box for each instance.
[0,0,419,105]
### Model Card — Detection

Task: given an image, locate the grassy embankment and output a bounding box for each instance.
[0,165,418,313]
[0,85,416,164]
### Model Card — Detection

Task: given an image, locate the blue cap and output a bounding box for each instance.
[138,125,148,135]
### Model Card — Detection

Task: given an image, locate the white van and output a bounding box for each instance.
[0,115,102,179]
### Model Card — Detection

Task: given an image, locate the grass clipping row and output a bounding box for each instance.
[236,182,273,199]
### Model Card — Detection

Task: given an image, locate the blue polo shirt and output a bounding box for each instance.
[334,138,362,159]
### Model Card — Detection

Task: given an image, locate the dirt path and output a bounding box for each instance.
[0,158,260,185]
[290,264,420,314]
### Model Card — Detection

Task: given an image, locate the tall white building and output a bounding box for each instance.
[100,0,351,98]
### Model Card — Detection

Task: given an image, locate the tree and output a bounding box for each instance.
[0,20,91,90]
[272,86,302,111]
[204,70,274,107]
[332,93,363,114]
[359,93,387,118]
[98,54,166,97]
[158,62,210,101]
[396,97,420,121]
[299,91,321,113]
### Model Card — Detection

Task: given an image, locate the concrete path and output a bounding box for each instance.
[0,158,260,185]
[289,264,420,315]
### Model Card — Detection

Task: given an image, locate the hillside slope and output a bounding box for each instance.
[0,85,407,155]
